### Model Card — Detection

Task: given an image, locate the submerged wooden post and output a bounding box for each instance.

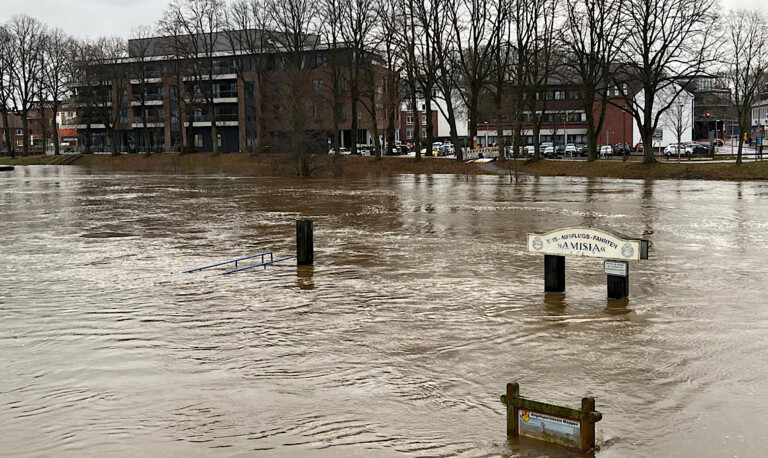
[506,382,520,437]
[581,397,597,452]
[544,255,565,293]
[296,220,314,265]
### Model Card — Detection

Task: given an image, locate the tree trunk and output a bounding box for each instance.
[2,110,14,158]
[21,113,29,156]
[144,123,152,156]
[52,103,60,156]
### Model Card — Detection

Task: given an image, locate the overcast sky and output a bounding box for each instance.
[0,0,766,39]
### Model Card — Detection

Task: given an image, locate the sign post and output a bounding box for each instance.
[501,382,602,453]
[527,227,649,299]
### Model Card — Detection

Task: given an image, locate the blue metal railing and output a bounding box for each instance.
[182,251,273,274]
[220,256,297,276]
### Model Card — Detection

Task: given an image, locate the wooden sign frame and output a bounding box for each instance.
[500,382,602,453]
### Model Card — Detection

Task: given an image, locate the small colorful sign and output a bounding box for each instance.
[518,409,581,449]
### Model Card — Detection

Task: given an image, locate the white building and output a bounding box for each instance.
[632,84,694,147]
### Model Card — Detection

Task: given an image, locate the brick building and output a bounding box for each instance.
[63,30,398,154]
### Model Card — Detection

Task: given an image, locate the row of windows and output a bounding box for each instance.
[312,77,347,95]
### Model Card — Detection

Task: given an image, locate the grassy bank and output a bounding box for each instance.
[5,152,768,181]
[509,159,768,181]
[67,152,495,177]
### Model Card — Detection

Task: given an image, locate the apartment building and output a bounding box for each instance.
[63,30,397,154]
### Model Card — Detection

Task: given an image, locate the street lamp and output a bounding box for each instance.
[622,105,627,154]
[484,121,489,147]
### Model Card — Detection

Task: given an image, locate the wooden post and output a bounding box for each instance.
[581,397,597,452]
[606,263,629,299]
[296,220,314,265]
[506,382,520,437]
[544,255,565,293]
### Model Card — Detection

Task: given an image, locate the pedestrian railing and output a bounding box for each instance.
[182,250,297,276]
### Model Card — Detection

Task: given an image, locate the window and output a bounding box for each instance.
[217,134,222,148]
[15,129,22,136]
[314,103,324,120]
[406,129,413,139]
[313,79,324,95]
[194,134,203,148]
[337,103,346,120]
[406,115,413,125]
[338,77,346,92]
[553,91,566,100]
[422,115,427,124]
[316,53,328,68]
[421,103,426,110]
[421,129,427,138]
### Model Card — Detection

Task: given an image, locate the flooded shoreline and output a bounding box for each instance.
[2,166,768,456]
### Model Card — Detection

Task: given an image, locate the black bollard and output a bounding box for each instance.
[544,255,565,293]
[296,220,314,265]
[606,261,629,299]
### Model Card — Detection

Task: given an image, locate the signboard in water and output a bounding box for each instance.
[518,409,581,449]
[527,227,648,261]
[604,260,628,277]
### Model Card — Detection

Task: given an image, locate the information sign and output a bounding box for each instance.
[604,260,628,277]
[518,409,581,449]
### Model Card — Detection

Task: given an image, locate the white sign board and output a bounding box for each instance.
[527,227,647,261]
[604,260,628,277]
[518,409,581,449]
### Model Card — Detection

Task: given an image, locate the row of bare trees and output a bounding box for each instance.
[0,16,73,158]
[2,1,767,166]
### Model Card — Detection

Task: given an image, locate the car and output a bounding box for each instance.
[564,143,577,157]
[543,146,556,158]
[599,145,613,157]
[714,138,724,147]
[634,143,644,153]
[575,143,588,157]
[328,147,351,155]
[614,143,632,155]
[684,143,709,156]
[663,143,684,155]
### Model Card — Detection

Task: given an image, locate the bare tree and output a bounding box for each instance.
[225,0,275,153]
[563,0,626,162]
[0,25,16,158]
[164,0,228,155]
[373,0,406,159]
[41,28,73,156]
[264,0,322,175]
[724,9,768,164]
[7,15,46,156]
[89,37,129,155]
[616,0,718,163]
[431,0,463,161]
[448,0,500,148]
[662,97,693,162]
[129,26,160,155]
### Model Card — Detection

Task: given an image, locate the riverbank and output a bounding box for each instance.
[4,153,768,181]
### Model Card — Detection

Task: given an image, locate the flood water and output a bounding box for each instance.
[2,165,768,457]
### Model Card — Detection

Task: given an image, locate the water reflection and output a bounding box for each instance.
[2,167,768,457]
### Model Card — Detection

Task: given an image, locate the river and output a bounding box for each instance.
[2,166,768,457]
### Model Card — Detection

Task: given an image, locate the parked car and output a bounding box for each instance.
[599,145,613,157]
[614,143,632,155]
[328,147,351,155]
[543,145,557,158]
[663,143,684,156]
[575,143,588,157]
[684,143,708,156]
[564,143,578,157]
[634,143,644,153]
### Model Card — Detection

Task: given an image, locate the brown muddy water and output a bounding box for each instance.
[2,165,768,457]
